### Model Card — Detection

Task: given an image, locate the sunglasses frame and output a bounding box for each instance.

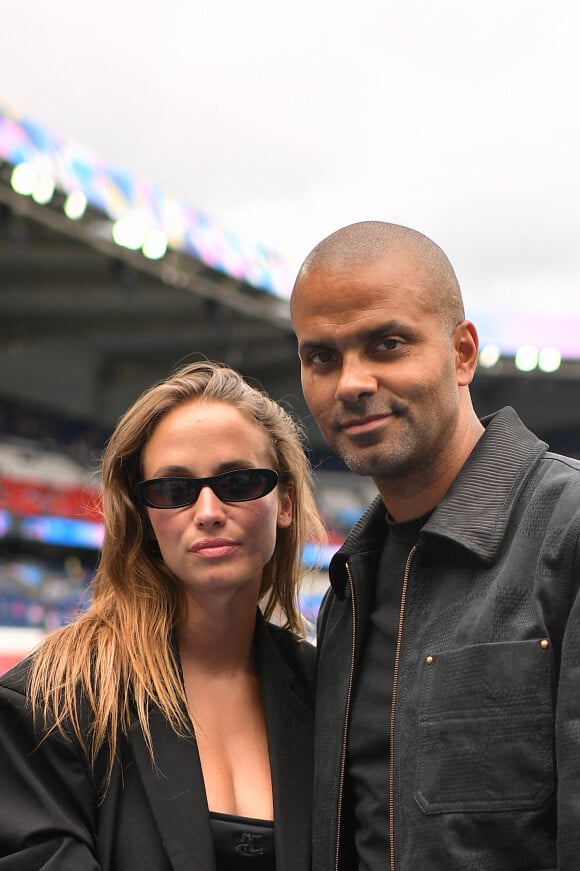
[134,468,280,509]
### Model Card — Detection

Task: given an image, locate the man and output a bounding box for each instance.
[290,220,580,871]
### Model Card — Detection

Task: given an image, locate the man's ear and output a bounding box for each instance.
[454,320,479,386]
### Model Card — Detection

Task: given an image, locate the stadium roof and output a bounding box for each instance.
[1,107,579,458]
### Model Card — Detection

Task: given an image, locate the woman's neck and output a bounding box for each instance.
[177,592,258,675]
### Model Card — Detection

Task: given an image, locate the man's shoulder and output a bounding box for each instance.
[542,450,580,474]
[531,450,580,514]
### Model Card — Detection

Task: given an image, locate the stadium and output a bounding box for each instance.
[1,107,580,671]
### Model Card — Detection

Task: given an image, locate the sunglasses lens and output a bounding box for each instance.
[216,469,275,502]
[143,478,198,508]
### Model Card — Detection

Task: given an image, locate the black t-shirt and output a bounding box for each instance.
[345,512,427,871]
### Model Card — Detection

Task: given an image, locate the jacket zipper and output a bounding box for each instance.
[334,561,357,871]
[388,544,417,871]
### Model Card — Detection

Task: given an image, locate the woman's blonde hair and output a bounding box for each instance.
[28,360,326,784]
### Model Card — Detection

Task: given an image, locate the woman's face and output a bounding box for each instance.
[140,399,292,605]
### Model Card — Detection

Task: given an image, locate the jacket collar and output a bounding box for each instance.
[423,406,546,560]
[329,407,547,596]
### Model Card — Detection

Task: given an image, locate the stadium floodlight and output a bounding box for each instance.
[479,344,501,368]
[538,347,562,373]
[514,345,539,372]
[112,214,146,251]
[32,173,55,205]
[10,163,37,196]
[63,190,88,220]
[142,228,168,260]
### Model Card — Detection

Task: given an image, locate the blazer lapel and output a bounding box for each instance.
[256,620,315,871]
[128,708,216,871]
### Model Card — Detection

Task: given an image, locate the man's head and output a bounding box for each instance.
[293,221,465,330]
[291,221,483,518]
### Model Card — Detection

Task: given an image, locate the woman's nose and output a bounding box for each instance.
[192,486,227,525]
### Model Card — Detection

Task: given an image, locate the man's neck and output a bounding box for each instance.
[377,413,485,522]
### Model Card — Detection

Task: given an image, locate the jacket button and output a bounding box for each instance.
[539,638,550,649]
[425,654,434,665]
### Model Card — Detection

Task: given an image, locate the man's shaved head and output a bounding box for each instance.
[291,220,465,331]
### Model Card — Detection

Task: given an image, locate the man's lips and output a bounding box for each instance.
[189,538,238,557]
[340,414,391,433]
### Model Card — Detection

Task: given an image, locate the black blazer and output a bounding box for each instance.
[0,615,315,870]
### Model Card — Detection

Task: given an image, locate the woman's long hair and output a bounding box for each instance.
[27,361,326,784]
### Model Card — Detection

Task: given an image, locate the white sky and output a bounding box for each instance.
[1,0,579,349]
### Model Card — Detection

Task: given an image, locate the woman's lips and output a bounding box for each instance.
[189,539,238,558]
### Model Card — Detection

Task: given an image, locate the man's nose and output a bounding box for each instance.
[335,356,378,402]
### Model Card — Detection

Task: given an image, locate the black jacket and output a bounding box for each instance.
[0,615,315,871]
[314,407,580,871]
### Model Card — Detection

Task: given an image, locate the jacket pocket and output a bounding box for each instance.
[414,638,555,814]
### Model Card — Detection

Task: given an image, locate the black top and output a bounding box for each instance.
[346,511,427,871]
[210,812,275,871]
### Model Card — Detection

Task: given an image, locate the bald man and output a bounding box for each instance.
[291,221,580,871]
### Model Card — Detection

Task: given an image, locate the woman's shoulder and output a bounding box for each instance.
[0,647,115,791]
[0,646,101,743]
[0,655,33,698]
[261,620,316,693]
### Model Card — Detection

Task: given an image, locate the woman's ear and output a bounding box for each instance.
[277,486,293,529]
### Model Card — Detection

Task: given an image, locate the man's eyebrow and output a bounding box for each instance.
[298,321,411,352]
[298,339,333,351]
[361,320,411,337]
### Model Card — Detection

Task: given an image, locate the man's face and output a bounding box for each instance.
[291,253,466,488]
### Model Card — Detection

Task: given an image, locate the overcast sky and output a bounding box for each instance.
[2,0,579,351]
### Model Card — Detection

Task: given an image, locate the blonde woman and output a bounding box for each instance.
[0,360,326,871]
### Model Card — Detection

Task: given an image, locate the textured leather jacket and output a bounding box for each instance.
[313,407,580,871]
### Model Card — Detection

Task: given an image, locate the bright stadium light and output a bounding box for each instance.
[63,190,88,220]
[112,214,146,251]
[515,345,539,372]
[10,163,37,196]
[142,228,168,260]
[479,344,501,368]
[32,173,55,205]
[538,347,562,373]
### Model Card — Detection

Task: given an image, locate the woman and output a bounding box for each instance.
[0,360,326,871]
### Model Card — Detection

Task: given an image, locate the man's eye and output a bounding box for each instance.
[376,338,401,352]
[310,350,334,364]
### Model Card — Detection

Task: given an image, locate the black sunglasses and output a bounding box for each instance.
[134,468,279,509]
